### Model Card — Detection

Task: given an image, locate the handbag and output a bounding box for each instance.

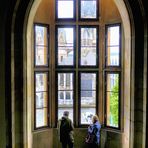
[85,133,96,144]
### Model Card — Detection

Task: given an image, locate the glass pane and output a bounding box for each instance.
[58,0,74,18]
[81,73,96,90]
[35,73,48,91]
[58,73,73,90]
[80,28,97,66]
[80,73,96,124]
[36,92,48,108]
[107,46,119,66]
[58,73,74,121]
[58,108,73,122]
[58,91,73,104]
[106,25,120,66]
[36,108,48,127]
[35,25,48,66]
[81,91,96,104]
[107,26,119,46]
[81,0,97,19]
[81,108,95,124]
[35,26,48,46]
[35,46,48,65]
[58,28,74,65]
[106,74,119,128]
[107,74,119,92]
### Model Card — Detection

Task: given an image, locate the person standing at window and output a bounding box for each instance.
[58,111,74,148]
[86,115,101,148]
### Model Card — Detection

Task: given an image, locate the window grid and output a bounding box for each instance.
[33,1,123,130]
[34,23,50,129]
[34,72,49,129]
[104,23,121,129]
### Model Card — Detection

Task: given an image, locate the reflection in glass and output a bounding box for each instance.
[35,72,48,128]
[58,27,74,66]
[80,73,96,124]
[58,0,74,18]
[106,25,120,66]
[106,74,119,128]
[35,25,48,66]
[81,0,97,19]
[80,28,97,66]
[58,73,73,121]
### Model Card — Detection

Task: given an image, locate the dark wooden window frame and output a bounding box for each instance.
[78,25,99,68]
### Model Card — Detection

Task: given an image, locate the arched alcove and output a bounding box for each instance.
[24,0,132,147]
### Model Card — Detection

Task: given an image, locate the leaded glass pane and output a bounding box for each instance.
[81,0,97,19]
[80,28,97,66]
[58,27,74,66]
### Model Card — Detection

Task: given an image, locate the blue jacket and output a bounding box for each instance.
[88,121,101,144]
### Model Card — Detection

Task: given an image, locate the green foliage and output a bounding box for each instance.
[110,75,119,127]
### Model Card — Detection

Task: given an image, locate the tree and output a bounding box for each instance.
[110,75,119,127]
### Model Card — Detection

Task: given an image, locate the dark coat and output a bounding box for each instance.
[88,121,101,145]
[58,116,74,143]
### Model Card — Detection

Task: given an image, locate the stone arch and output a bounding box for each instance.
[24,0,132,147]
